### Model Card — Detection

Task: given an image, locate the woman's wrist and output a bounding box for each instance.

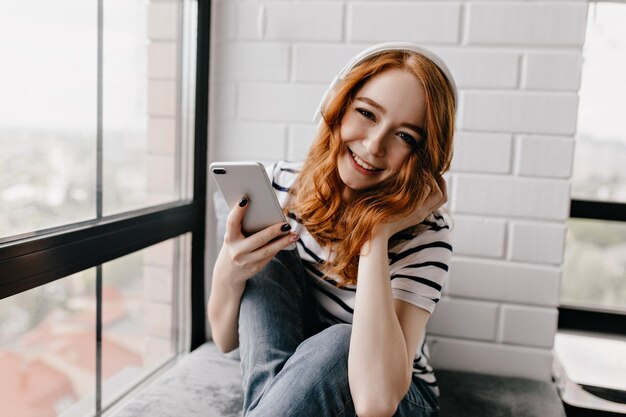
[361,225,389,256]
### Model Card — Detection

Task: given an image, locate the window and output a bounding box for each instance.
[555,3,626,414]
[0,1,209,416]
[559,1,626,335]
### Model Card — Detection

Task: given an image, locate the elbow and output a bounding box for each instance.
[353,399,398,417]
[351,375,411,417]
[207,316,238,354]
[213,339,230,355]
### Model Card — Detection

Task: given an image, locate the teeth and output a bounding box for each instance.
[351,152,378,171]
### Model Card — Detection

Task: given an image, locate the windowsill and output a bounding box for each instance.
[553,330,626,414]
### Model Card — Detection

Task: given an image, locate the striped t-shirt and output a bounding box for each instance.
[266,160,452,396]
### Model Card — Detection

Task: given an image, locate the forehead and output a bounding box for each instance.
[354,68,427,125]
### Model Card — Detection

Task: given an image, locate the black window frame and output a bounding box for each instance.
[0,0,210,359]
[558,199,626,336]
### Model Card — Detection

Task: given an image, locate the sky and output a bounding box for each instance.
[0,1,147,132]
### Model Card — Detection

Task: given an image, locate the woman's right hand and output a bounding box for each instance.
[213,196,299,285]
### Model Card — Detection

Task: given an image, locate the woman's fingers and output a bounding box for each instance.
[224,196,250,243]
[247,231,299,265]
[237,221,294,254]
[433,176,448,209]
[229,230,298,276]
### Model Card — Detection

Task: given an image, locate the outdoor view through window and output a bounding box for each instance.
[0,1,191,416]
[562,2,626,313]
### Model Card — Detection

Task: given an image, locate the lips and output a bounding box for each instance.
[349,150,383,174]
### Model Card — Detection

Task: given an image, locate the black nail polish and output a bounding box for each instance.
[281,223,291,232]
[239,196,248,207]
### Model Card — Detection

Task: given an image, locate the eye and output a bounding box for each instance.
[397,131,418,147]
[356,108,376,121]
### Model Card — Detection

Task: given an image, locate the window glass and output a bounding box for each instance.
[572,2,626,204]
[0,235,189,415]
[0,2,97,239]
[562,218,626,312]
[103,1,183,215]
[101,236,188,407]
[0,269,97,417]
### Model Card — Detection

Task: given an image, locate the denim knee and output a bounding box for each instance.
[296,323,352,376]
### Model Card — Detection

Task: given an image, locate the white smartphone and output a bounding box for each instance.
[210,162,295,248]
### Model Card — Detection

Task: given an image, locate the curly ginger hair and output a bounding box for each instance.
[288,50,456,285]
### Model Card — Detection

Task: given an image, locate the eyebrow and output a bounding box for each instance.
[355,96,427,139]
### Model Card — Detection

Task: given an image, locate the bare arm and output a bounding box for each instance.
[349,232,424,417]
[348,178,447,417]
[208,197,299,353]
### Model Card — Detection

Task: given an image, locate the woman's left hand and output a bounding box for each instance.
[374,176,448,240]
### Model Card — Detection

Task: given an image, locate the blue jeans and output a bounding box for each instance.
[238,249,440,417]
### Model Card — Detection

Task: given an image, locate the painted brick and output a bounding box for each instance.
[448,258,561,307]
[238,83,326,123]
[149,42,177,80]
[523,52,583,91]
[237,3,261,40]
[434,49,519,89]
[451,132,512,174]
[462,92,579,135]
[287,124,318,161]
[148,117,176,155]
[143,265,173,303]
[213,120,287,161]
[212,83,236,120]
[214,1,236,41]
[509,222,566,265]
[148,80,177,117]
[428,336,553,381]
[516,135,575,178]
[451,215,506,258]
[215,42,290,82]
[264,2,344,42]
[454,175,570,220]
[500,305,558,348]
[349,3,461,43]
[467,2,588,46]
[293,44,365,83]
[427,298,498,341]
[148,2,178,41]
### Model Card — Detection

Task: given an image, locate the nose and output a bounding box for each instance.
[363,127,386,157]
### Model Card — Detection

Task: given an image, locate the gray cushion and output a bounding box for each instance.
[437,370,566,417]
[115,342,564,417]
[114,343,243,417]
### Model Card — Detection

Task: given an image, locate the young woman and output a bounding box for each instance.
[208,43,456,417]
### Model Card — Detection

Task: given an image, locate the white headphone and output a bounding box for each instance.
[312,42,458,124]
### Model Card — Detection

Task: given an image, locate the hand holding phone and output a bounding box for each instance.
[210,162,298,285]
[211,162,290,235]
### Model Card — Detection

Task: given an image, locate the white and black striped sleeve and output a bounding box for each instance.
[388,214,452,314]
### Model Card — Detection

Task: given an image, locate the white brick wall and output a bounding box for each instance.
[208,0,588,382]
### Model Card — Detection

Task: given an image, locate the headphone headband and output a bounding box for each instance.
[313,42,457,123]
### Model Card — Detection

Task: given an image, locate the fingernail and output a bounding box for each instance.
[289,233,299,242]
[280,223,291,232]
[238,196,248,207]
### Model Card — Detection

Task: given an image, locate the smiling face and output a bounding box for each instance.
[337,68,427,201]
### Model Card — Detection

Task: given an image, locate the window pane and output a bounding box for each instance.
[101,235,190,407]
[562,218,626,312]
[0,2,97,239]
[0,269,97,417]
[103,1,186,215]
[572,3,626,204]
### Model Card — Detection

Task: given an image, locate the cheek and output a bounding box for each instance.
[390,150,412,172]
[339,113,366,142]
